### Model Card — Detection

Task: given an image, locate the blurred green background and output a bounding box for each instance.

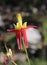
[0,0,47,65]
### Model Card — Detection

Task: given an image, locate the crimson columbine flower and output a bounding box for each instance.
[7,13,36,50]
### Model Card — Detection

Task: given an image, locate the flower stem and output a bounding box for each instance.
[22,37,30,65]
[4,43,18,65]
[11,60,17,65]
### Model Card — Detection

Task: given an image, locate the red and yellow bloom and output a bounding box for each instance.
[7,13,36,50]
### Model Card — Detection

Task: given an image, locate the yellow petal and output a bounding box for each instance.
[16,13,22,23]
[13,24,17,29]
[17,22,20,27]
[13,22,21,29]
[22,22,27,28]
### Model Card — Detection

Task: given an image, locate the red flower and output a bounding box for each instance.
[7,13,37,50]
[7,25,37,50]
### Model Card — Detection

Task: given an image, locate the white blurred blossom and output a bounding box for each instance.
[32,7,38,14]
[26,28,41,51]
[0,15,4,27]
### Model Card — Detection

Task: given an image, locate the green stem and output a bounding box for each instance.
[22,37,30,65]
[4,43,18,65]
[11,60,17,65]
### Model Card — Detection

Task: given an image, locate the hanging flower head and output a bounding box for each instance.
[6,48,14,61]
[7,13,37,50]
[7,48,12,57]
[13,13,28,49]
